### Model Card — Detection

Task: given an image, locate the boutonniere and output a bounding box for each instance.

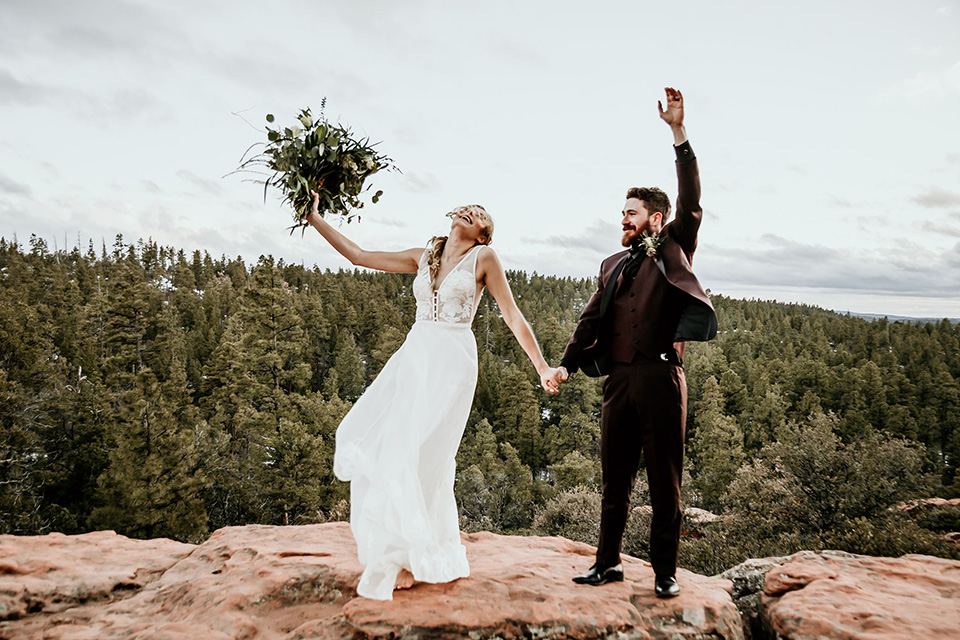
[641,231,664,259]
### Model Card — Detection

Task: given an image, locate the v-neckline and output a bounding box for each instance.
[432,245,479,294]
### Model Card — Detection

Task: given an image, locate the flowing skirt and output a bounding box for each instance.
[333,320,477,600]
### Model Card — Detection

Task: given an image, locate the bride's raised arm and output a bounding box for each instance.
[477,246,562,394]
[305,191,422,273]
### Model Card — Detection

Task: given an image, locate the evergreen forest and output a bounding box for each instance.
[2,234,959,574]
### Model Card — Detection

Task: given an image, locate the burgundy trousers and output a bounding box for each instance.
[595,357,687,578]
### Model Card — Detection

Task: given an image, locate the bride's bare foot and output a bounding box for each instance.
[394,568,415,590]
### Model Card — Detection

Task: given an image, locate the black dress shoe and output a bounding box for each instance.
[572,563,624,586]
[655,575,680,598]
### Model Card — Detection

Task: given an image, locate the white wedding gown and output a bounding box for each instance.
[333,243,484,600]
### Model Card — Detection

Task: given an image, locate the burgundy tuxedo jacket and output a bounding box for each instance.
[560,146,717,373]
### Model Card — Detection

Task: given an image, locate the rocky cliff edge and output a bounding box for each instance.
[1,523,958,640]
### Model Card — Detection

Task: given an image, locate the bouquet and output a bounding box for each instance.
[235,100,396,228]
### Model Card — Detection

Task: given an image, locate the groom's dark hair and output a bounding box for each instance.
[626,187,671,222]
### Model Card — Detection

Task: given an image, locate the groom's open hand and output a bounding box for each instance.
[658,86,688,146]
[657,87,684,128]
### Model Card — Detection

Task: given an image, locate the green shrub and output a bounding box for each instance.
[824,515,960,560]
[532,486,600,545]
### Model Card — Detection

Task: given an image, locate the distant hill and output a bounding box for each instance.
[846,312,958,326]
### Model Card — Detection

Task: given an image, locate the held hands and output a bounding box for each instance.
[540,366,569,394]
[657,87,684,129]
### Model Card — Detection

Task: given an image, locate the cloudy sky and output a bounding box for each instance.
[2,0,959,318]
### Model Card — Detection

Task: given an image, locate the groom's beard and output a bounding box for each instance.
[621,219,655,247]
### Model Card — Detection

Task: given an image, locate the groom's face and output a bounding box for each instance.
[621,198,662,247]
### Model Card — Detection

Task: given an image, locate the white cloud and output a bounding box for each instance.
[2,0,960,318]
[919,220,960,238]
[400,171,442,194]
[913,186,960,208]
[0,172,32,196]
[907,43,944,58]
[0,68,57,106]
[175,170,226,197]
[881,59,960,98]
[698,234,960,299]
[523,218,622,257]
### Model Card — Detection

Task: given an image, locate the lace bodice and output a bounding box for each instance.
[413,244,483,324]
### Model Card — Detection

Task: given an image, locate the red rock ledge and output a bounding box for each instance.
[0,522,742,640]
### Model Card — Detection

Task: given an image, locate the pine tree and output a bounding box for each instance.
[690,376,746,510]
[90,368,207,541]
[368,324,405,377]
[548,450,598,492]
[0,285,59,533]
[36,368,112,534]
[102,258,161,385]
[493,364,543,469]
[455,420,537,533]
[238,257,311,418]
[542,409,600,467]
[742,377,787,451]
[330,329,366,402]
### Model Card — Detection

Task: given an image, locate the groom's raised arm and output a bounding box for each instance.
[659,88,702,256]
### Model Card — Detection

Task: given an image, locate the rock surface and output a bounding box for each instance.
[0,523,743,640]
[724,549,960,640]
[894,497,960,513]
[0,530,194,621]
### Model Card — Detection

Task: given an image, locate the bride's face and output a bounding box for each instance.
[447,206,492,244]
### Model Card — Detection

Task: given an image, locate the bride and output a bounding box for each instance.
[305,192,561,600]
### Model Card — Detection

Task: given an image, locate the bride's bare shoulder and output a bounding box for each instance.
[476,244,500,266]
[477,244,497,258]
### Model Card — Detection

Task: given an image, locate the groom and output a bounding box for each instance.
[552,87,717,598]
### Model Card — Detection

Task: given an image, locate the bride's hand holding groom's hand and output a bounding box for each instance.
[540,366,568,394]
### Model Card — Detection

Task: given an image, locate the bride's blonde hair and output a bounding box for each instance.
[426,205,494,286]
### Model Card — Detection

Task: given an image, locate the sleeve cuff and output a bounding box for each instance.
[674,140,695,163]
[559,358,577,375]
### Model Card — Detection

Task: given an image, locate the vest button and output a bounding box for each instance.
[631,323,637,328]
[629,292,635,297]
[630,308,636,312]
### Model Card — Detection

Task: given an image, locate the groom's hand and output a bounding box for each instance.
[658,87,683,127]
[540,366,568,394]
[658,87,688,146]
